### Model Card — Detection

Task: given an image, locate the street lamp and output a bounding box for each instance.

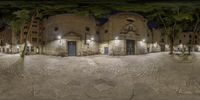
[58,35,61,40]
[142,39,146,42]
[115,36,119,40]
[91,37,94,41]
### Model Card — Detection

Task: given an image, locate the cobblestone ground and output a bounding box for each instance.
[0,52,200,100]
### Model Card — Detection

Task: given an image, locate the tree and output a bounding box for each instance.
[9,9,31,57]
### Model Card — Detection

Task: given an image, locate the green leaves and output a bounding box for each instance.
[173,13,193,22]
[13,9,30,20]
[9,9,31,33]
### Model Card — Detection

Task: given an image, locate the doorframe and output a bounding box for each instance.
[67,41,77,56]
[126,39,135,55]
[104,47,109,55]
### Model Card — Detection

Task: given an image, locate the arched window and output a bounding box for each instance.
[54,27,58,31]
[85,26,90,32]
[126,18,135,22]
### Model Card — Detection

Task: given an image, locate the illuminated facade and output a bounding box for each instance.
[99,12,149,55]
[0,27,19,53]
[42,14,99,56]
[20,16,44,54]
[147,29,169,53]
[174,32,200,52]
[2,12,199,56]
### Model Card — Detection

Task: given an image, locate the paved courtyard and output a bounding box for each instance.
[0,52,200,100]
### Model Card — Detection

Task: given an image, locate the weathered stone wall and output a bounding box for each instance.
[109,40,126,55]
[99,12,149,55]
[174,32,192,46]
[43,14,97,41]
[148,43,161,52]
[107,13,148,40]
[43,14,99,56]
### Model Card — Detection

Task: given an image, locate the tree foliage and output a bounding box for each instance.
[9,9,30,33]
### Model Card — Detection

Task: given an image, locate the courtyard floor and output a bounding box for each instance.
[0,52,200,100]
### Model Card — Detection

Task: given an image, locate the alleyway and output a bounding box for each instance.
[0,53,200,100]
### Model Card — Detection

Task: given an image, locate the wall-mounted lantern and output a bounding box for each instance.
[91,37,94,41]
[57,35,61,40]
[115,36,119,40]
[142,39,146,42]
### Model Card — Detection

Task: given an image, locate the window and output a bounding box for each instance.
[126,18,134,22]
[179,40,182,44]
[85,26,90,32]
[0,40,3,45]
[32,31,37,34]
[31,46,34,52]
[39,39,42,42]
[96,31,99,35]
[32,25,37,27]
[32,38,37,42]
[24,26,28,29]
[161,38,164,42]
[195,40,198,44]
[105,30,108,33]
[189,35,192,38]
[54,27,58,31]
[189,40,192,44]
[147,34,150,37]
[24,32,28,35]
[33,21,37,23]
[26,47,30,52]
[195,35,198,39]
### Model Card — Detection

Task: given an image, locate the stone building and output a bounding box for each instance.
[99,12,149,55]
[42,14,99,56]
[0,27,19,53]
[4,12,199,56]
[20,17,44,54]
[147,29,169,53]
[174,32,200,52]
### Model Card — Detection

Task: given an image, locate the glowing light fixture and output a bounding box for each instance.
[142,39,146,42]
[91,37,94,41]
[115,36,119,40]
[180,44,183,48]
[58,35,61,40]
[87,39,91,43]
[16,45,19,49]
[153,42,158,47]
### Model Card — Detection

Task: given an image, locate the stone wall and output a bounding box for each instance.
[42,14,99,56]
[99,12,149,55]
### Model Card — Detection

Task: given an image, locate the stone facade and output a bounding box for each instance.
[2,12,200,56]
[174,32,200,52]
[99,13,149,55]
[20,17,44,54]
[0,27,19,53]
[42,14,99,56]
[147,29,169,53]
